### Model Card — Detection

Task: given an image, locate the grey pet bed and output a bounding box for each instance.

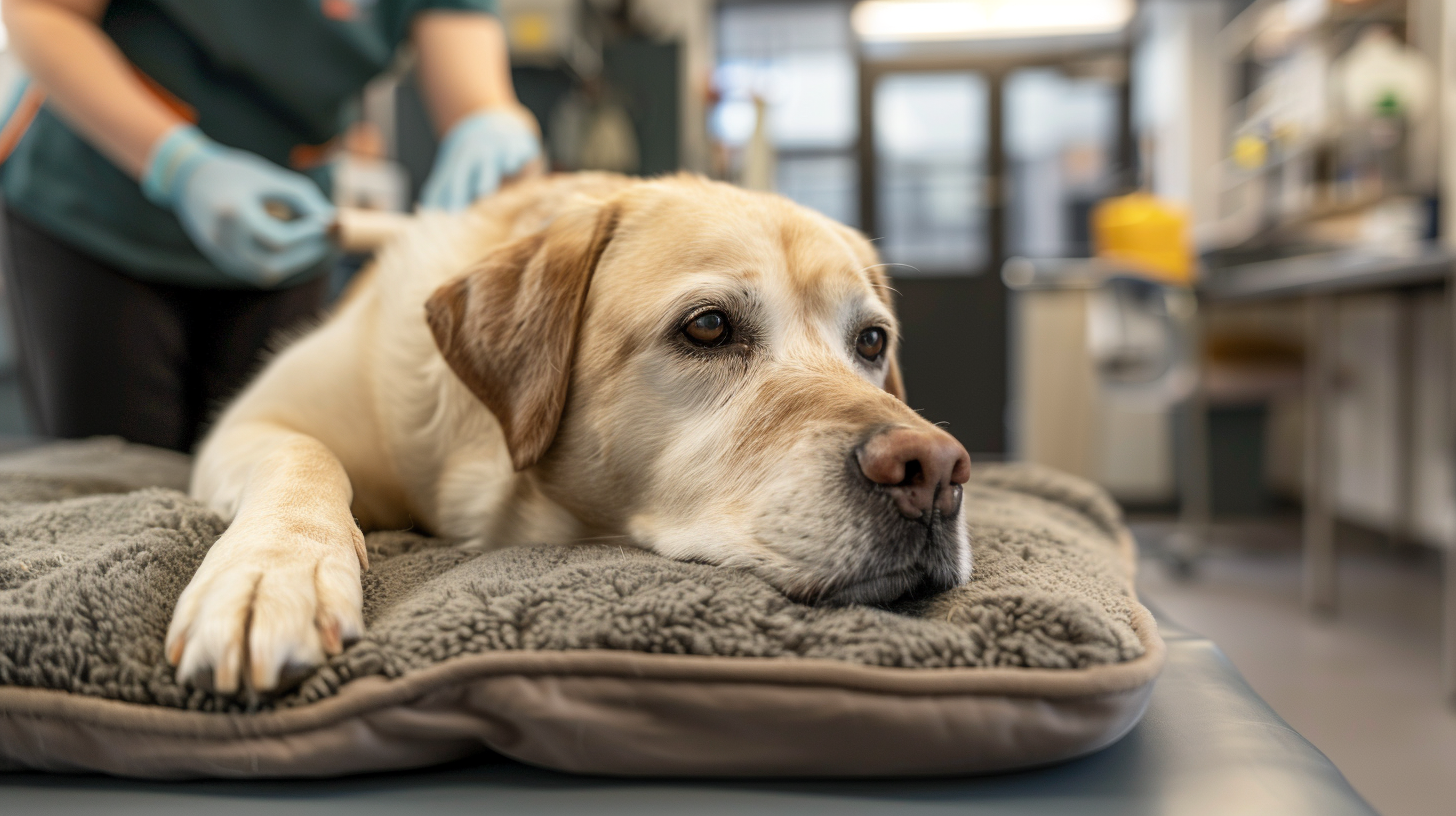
[0,439,1164,779]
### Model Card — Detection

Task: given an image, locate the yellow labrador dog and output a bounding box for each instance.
[167,173,972,694]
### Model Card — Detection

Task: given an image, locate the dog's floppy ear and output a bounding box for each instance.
[426,200,622,471]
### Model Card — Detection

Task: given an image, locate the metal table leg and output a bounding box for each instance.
[1303,295,1338,615]
[1393,291,1417,547]
[1171,346,1211,576]
[1160,287,1209,575]
[1445,549,1456,705]
[1445,279,1456,704]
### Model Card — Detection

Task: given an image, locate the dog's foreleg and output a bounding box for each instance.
[168,422,367,694]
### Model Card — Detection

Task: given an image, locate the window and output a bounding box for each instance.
[875,71,989,273]
[714,2,860,226]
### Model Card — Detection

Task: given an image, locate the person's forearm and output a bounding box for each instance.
[3,0,183,177]
[413,11,535,136]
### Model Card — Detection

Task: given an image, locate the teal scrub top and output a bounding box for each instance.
[0,0,497,289]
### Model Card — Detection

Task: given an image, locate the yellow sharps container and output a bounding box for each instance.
[1091,192,1195,284]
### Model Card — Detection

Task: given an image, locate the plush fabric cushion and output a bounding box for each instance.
[0,439,1163,778]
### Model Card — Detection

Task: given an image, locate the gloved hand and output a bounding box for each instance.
[420,108,540,211]
[142,125,335,287]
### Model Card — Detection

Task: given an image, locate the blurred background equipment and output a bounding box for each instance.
[1005,257,1197,507]
[1092,191,1195,283]
[332,122,410,213]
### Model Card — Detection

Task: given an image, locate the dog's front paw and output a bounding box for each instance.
[165,516,367,694]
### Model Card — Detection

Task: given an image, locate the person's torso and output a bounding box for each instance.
[1,0,439,287]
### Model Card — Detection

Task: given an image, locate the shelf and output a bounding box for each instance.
[1202,245,1456,301]
[1000,257,1162,291]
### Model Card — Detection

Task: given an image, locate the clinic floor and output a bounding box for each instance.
[1133,518,1456,816]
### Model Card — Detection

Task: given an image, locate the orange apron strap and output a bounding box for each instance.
[131,65,199,124]
[0,84,46,165]
[289,137,340,171]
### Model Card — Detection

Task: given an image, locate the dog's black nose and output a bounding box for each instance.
[856,426,970,520]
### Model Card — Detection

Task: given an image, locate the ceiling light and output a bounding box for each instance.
[852,0,1134,43]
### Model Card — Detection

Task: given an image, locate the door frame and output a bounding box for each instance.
[855,47,1134,260]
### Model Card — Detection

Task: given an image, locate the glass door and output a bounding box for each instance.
[874,72,991,274]
[861,65,1005,455]
[1003,65,1123,259]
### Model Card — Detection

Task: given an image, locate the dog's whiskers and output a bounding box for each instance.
[567,533,635,545]
[858,262,918,286]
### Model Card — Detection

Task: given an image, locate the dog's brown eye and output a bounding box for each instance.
[857,327,886,361]
[684,311,730,346]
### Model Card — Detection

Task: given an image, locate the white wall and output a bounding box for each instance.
[1134,0,1225,235]
[1411,290,1456,545]
[1330,292,1455,547]
[1334,295,1402,531]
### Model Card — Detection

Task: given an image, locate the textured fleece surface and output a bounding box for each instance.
[0,439,1144,714]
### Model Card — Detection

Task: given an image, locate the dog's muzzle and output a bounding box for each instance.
[800,426,972,607]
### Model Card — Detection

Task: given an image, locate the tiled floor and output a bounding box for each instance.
[1134,518,1456,816]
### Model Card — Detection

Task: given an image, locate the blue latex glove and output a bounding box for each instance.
[420,109,540,211]
[142,125,335,287]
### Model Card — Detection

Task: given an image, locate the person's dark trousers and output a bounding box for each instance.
[1,210,326,453]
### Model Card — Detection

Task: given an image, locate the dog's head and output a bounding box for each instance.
[426,175,970,605]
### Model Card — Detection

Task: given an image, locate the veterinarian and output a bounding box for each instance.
[0,0,540,452]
